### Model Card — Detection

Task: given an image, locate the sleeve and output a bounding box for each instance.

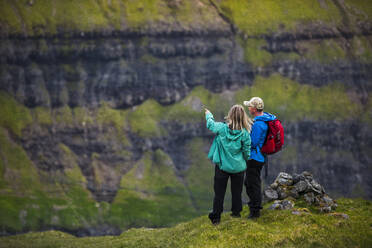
[242,131,251,161]
[206,112,225,134]
[250,121,267,149]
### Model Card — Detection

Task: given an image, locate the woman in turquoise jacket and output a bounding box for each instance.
[205,104,252,224]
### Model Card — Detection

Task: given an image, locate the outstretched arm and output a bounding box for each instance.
[205,109,225,134]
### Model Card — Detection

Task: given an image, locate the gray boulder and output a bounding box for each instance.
[304,192,315,204]
[294,180,308,193]
[275,172,293,186]
[264,187,279,201]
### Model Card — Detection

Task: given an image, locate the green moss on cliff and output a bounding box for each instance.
[166,86,231,123]
[53,105,74,125]
[238,38,273,67]
[351,36,372,63]
[344,0,372,21]
[110,149,197,228]
[216,0,342,36]
[0,127,101,233]
[72,107,94,126]
[122,0,163,29]
[0,91,32,136]
[183,138,214,211]
[0,128,41,192]
[32,107,53,126]
[0,1,23,34]
[96,102,130,145]
[301,39,347,63]
[235,74,363,121]
[128,99,167,137]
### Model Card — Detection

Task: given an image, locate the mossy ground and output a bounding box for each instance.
[0,198,370,248]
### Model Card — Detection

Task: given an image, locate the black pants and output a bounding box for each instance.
[211,165,245,218]
[245,159,264,211]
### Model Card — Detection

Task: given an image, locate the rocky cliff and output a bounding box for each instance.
[0,0,371,236]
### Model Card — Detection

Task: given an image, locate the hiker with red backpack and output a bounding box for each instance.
[243,97,284,219]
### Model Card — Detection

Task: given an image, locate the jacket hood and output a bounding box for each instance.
[254,112,276,122]
[225,126,247,141]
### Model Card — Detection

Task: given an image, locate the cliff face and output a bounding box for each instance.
[0,0,371,236]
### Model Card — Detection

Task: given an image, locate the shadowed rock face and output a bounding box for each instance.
[0,34,254,108]
[1,32,372,109]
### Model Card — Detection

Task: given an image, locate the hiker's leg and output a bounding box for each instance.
[212,165,229,218]
[245,160,264,211]
[230,170,245,215]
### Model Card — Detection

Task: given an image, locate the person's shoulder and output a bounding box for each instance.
[253,120,268,131]
[243,129,251,139]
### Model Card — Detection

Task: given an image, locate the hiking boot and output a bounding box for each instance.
[208,213,220,225]
[230,212,241,218]
[247,210,260,219]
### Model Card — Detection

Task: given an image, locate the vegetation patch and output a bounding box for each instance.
[32,107,53,126]
[183,138,215,211]
[0,91,32,136]
[0,198,370,247]
[238,37,273,67]
[351,36,372,63]
[110,149,197,228]
[234,74,363,121]
[215,0,342,36]
[128,99,167,137]
[300,39,347,63]
[166,86,232,123]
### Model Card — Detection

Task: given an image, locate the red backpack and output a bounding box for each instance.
[261,119,284,155]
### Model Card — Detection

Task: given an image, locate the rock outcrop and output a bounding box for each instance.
[266,171,337,213]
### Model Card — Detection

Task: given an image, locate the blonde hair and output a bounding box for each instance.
[226,104,253,132]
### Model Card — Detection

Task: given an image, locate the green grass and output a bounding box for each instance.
[32,107,53,126]
[300,39,347,63]
[215,0,343,36]
[182,138,215,211]
[109,149,197,228]
[166,86,232,123]
[0,198,370,248]
[0,91,32,136]
[0,128,101,233]
[238,37,273,67]
[0,128,41,192]
[122,0,164,29]
[96,102,130,146]
[0,0,224,36]
[235,74,364,121]
[128,99,167,137]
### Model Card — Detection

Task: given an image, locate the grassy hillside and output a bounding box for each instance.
[0,72,371,234]
[0,198,371,248]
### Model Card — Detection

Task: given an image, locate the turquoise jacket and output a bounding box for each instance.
[206,112,251,173]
